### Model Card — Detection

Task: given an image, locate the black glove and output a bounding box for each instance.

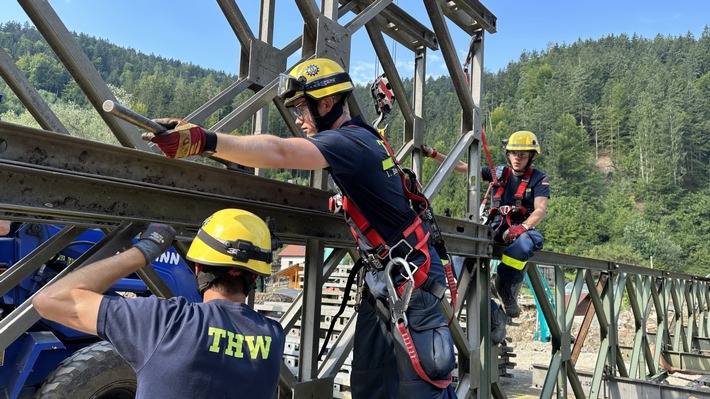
[133,223,176,264]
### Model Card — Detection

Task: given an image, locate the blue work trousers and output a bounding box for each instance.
[496,229,544,285]
[351,248,456,399]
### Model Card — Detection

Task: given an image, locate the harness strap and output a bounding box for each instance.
[514,166,534,205]
[361,286,453,389]
[492,167,511,209]
[480,127,498,209]
[443,263,457,316]
[396,322,453,389]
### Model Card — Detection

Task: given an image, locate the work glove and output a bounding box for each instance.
[144,118,217,159]
[503,223,528,243]
[133,223,177,264]
[421,144,438,158]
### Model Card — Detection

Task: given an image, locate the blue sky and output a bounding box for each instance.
[1,1,708,84]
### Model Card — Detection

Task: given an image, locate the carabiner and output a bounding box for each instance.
[385,258,414,327]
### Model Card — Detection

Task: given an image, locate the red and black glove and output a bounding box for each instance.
[144,118,217,159]
[504,224,528,243]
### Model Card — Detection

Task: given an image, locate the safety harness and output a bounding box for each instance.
[323,120,456,389]
[330,121,455,297]
[487,166,534,230]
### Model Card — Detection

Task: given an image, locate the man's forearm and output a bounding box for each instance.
[214,133,329,170]
[32,248,148,334]
[524,210,546,229]
[431,151,469,174]
[214,133,284,168]
[55,248,147,294]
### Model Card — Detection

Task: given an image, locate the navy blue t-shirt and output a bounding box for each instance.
[307,117,416,242]
[97,296,285,399]
[482,165,550,224]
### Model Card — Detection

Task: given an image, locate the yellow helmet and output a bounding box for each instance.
[278,58,354,107]
[505,131,541,154]
[187,209,273,276]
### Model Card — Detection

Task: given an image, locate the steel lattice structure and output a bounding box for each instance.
[2,1,710,398]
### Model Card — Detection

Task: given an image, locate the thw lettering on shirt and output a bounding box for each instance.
[207,327,273,359]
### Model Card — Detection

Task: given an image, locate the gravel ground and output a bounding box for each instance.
[256,291,710,397]
[495,303,710,398]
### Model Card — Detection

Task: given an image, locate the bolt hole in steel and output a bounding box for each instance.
[0,138,7,153]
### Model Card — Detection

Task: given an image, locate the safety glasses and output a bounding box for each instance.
[508,151,531,158]
[288,101,311,120]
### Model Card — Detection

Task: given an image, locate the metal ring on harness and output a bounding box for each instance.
[387,238,420,279]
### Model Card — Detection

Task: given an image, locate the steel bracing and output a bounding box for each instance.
[1,1,710,398]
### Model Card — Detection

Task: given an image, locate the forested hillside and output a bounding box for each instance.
[1,21,709,274]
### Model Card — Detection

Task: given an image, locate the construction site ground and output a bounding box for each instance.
[256,287,710,398]
[500,301,710,398]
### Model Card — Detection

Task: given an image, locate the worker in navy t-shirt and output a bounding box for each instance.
[33,209,285,398]
[146,58,457,399]
[423,131,550,321]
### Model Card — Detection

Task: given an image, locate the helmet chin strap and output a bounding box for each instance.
[307,97,346,132]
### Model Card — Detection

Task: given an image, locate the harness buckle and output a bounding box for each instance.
[498,205,513,215]
[365,253,385,271]
[385,258,413,327]
[373,244,390,259]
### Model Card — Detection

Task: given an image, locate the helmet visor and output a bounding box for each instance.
[278,74,306,100]
[278,72,353,103]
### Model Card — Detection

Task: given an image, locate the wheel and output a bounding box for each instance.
[36,341,136,399]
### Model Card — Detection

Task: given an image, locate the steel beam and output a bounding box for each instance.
[0,160,352,245]
[437,0,497,35]
[0,222,142,351]
[338,0,439,51]
[0,122,332,213]
[424,0,476,126]
[0,226,85,297]
[17,0,153,151]
[299,239,324,380]
[665,351,710,373]
[211,79,279,133]
[0,46,69,134]
[423,130,477,200]
[608,376,710,399]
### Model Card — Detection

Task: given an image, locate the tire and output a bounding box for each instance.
[36,341,137,399]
